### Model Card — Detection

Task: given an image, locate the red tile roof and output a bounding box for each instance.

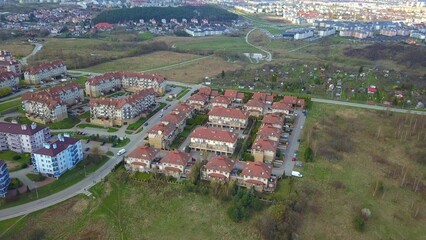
[272,100,293,111]
[211,90,219,97]
[189,93,208,102]
[0,71,16,82]
[257,125,282,138]
[162,112,186,125]
[95,22,113,29]
[253,92,267,101]
[262,114,284,126]
[241,162,272,179]
[236,92,245,100]
[172,103,192,115]
[26,60,65,75]
[297,99,305,107]
[245,99,264,109]
[160,150,191,167]
[86,72,164,86]
[89,88,154,109]
[21,92,64,109]
[283,96,297,105]
[208,106,248,120]
[127,146,159,160]
[245,179,266,185]
[252,138,277,152]
[198,87,211,96]
[224,90,238,99]
[148,122,176,136]
[211,95,231,105]
[191,127,238,143]
[205,156,235,173]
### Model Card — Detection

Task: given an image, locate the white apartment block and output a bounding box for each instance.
[85,72,165,97]
[89,88,155,127]
[0,72,19,89]
[0,122,50,153]
[24,60,67,84]
[32,134,83,178]
[21,92,68,124]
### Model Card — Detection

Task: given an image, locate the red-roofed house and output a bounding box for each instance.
[271,100,293,115]
[208,106,249,130]
[262,113,284,129]
[241,162,275,192]
[188,93,209,110]
[190,127,238,155]
[198,87,212,96]
[257,125,282,142]
[125,146,160,172]
[252,138,277,163]
[95,22,113,31]
[24,60,67,84]
[147,122,177,149]
[160,150,192,178]
[224,90,245,103]
[21,93,68,124]
[161,112,187,132]
[283,96,298,107]
[202,156,235,182]
[244,99,264,117]
[210,95,231,108]
[172,103,193,118]
[297,99,305,108]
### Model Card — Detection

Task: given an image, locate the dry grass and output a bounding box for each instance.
[298,103,426,240]
[0,42,34,58]
[81,51,201,73]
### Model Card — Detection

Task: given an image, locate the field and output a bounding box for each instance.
[0,42,34,58]
[0,151,30,172]
[296,103,426,239]
[0,169,260,240]
[0,99,22,114]
[175,35,257,52]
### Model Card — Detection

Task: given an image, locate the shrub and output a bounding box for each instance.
[304,147,314,162]
[12,155,22,160]
[354,216,365,232]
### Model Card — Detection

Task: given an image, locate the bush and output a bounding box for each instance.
[304,147,314,162]
[354,216,365,232]
[12,155,22,160]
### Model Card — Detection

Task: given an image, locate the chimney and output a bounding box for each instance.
[64,133,70,138]
[44,143,51,149]
[31,122,37,129]
[52,143,57,149]
[21,124,27,130]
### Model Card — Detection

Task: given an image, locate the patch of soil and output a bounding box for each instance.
[35,177,55,187]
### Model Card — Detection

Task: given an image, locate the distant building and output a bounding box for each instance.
[0,122,50,153]
[283,29,314,40]
[318,27,336,37]
[189,127,238,155]
[32,134,83,178]
[24,60,67,84]
[0,71,19,90]
[0,160,11,197]
[0,50,21,75]
[185,25,226,37]
[95,22,113,31]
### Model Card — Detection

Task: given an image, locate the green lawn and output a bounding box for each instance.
[107,128,118,133]
[25,173,46,182]
[0,99,21,114]
[0,156,109,210]
[48,116,80,129]
[71,76,88,87]
[176,88,191,100]
[175,36,257,52]
[170,129,191,150]
[78,111,90,119]
[77,123,105,129]
[112,138,130,148]
[4,116,32,125]
[127,102,167,131]
[0,151,31,172]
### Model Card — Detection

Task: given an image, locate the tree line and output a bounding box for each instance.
[93,5,238,24]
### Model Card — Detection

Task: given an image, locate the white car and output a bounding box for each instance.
[291,171,303,178]
[117,149,126,156]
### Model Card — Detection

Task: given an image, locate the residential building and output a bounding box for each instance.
[201,155,235,182]
[189,127,238,155]
[24,60,67,84]
[262,113,284,129]
[0,122,50,153]
[147,122,177,149]
[85,71,165,97]
[45,83,84,106]
[297,99,305,108]
[172,103,193,118]
[244,99,264,117]
[208,106,249,130]
[283,96,298,107]
[0,160,11,197]
[89,89,155,127]
[318,27,336,37]
[252,138,277,163]
[224,90,244,103]
[271,100,293,115]
[188,93,209,110]
[0,71,19,89]
[240,162,275,192]
[161,112,187,132]
[21,93,68,124]
[210,95,231,108]
[257,125,282,142]
[32,134,83,178]
[0,60,21,75]
[159,150,192,178]
[125,146,160,172]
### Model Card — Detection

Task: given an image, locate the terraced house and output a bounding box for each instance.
[21,93,68,124]
[208,106,249,130]
[201,155,235,182]
[125,146,160,172]
[189,127,238,155]
[0,122,50,153]
[159,150,192,178]
[85,71,165,97]
[24,60,67,84]
[0,71,19,89]
[147,122,177,149]
[89,88,156,127]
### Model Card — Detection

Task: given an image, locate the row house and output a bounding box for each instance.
[283,96,298,107]
[240,162,275,192]
[147,122,177,150]
[45,83,84,106]
[188,92,209,111]
[24,60,67,84]
[158,150,192,179]
[125,145,160,172]
[201,155,235,182]
[208,106,249,130]
[257,125,282,142]
[244,99,265,117]
[210,95,231,108]
[253,92,274,105]
[189,127,238,155]
[0,122,50,153]
[171,103,194,118]
[85,71,165,97]
[161,111,187,132]
[271,100,293,115]
[89,89,156,127]
[32,134,83,178]
[262,113,284,129]
[251,138,278,163]
[224,90,244,103]
[21,93,68,124]
[0,71,19,89]
[0,160,10,197]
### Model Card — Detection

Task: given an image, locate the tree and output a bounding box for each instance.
[304,147,314,162]
[221,70,225,79]
[89,146,104,164]
[189,160,205,185]
[0,87,12,97]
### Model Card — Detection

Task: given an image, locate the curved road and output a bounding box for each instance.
[245,28,272,61]
[19,43,43,66]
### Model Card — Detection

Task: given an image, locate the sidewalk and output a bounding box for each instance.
[9,167,36,190]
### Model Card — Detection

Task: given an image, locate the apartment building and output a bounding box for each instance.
[45,83,84,106]
[21,93,68,124]
[240,162,275,192]
[201,155,235,182]
[0,122,50,153]
[172,103,193,118]
[125,146,160,172]
[24,60,67,84]
[210,95,231,108]
[0,160,10,197]
[251,138,277,163]
[161,112,187,132]
[208,106,249,130]
[159,150,192,178]
[0,71,19,89]
[32,134,83,177]
[0,50,21,75]
[89,89,156,127]
[189,127,238,155]
[147,122,177,149]
[85,71,165,97]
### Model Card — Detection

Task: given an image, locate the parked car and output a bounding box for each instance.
[291,171,303,178]
[86,139,90,143]
[117,149,126,156]
[101,142,106,146]
[144,122,149,127]
[85,147,90,152]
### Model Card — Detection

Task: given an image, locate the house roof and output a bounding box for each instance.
[172,103,192,115]
[208,106,248,120]
[283,96,298,104]
[252,92,267,101]
[191,127,238,143]
[21,92,65,109]
[25,60,65,75]
[236,92,245,100]
[262,114,284,126]
[127,146,159,161]
[148,122,176,136]
[162,112,186,125]
[205,156,235,173]
[224,89,238,99]
[257,125,282,138]
[189,93,209,102]
[89,88,154,109]
[0,122,47,135]
[245,179,266,185]
[208,172,227,178]
[198,87,211,96]
[241,162,272,179]
[160,150,191,166]
[297,99,305,107]
[86,72,164,86]
[211,95,231,105]
[252,138,277,152]
[272,100,293,111]
[95,22,113,29]
[245,99,264,109]
[47,83,82,96]
[33,137,80,157]
[0,71,16,82]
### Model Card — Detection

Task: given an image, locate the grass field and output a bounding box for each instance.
[175,35,257,52]
[296,103,426,240]
[81,51,201,73]
[47,116,80,129]
[0,99,22,114]
[0,151,30,172]
[0,169,261,240]
[0,42,34,58]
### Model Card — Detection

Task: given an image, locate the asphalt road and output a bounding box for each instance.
[0,84,200,221]
[19,43,43,66]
